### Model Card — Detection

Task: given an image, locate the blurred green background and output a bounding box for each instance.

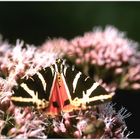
[0,2,140,46]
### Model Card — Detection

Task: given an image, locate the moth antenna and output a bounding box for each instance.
[62,59,67,65]
[62,59,70,72]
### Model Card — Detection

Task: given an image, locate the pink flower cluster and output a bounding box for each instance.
[49,104,131,138]
[67,26,140,91]
[40,38,70,56]
[68,26,137,67]
[0,40,60,86]
[0,105,48,138]
[41,26,140,91]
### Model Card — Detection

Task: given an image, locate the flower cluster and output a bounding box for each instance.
[0,105,48,138]
[0,39,60,86]
[41,26,140,91]
[68,26,137,67]
[65,26,140,91]
[47,104,132,138]
[40,38,71,57]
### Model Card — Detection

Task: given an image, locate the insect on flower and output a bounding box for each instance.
[11,58,114,116]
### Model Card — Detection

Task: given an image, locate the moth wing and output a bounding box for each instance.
[63,66,114,106]
[11,66,54,109]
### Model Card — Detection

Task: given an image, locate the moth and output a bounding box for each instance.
[11,58,114,116]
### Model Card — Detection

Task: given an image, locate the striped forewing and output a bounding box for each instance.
[12,66,54,109]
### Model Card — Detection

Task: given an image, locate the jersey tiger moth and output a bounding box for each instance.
[11,58,114,116]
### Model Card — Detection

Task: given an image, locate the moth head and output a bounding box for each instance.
[55,58,64,73]
[56,58,63,64]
